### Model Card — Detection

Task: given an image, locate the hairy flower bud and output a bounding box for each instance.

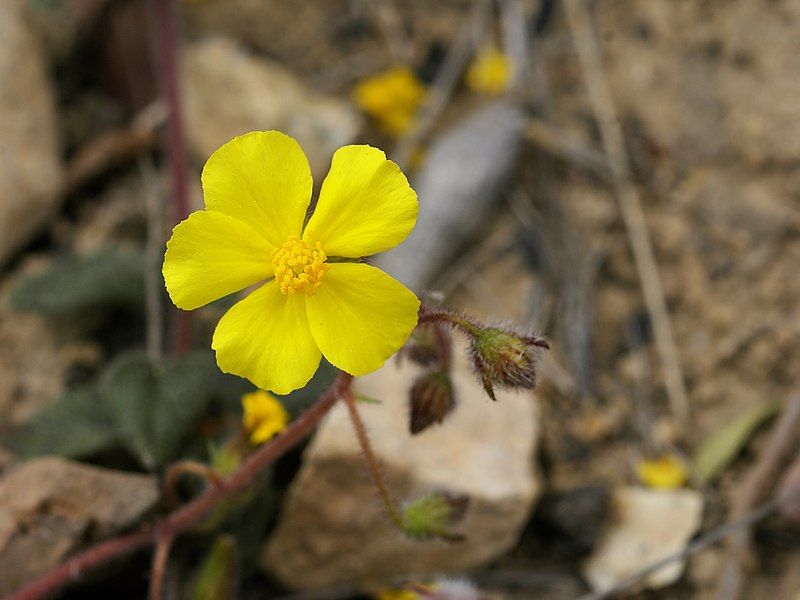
[468,327,549,400]
[403,325,441,367]
[409,370,456,434]
[402,491,469,542]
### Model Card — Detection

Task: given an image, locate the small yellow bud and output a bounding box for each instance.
[466,46,512,95]
[241,391,289,445]
[637,454,688,489]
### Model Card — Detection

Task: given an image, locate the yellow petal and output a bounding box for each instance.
[163,210,274,310]
[202,131,312,247]
[306,263,419,376]
[303,145,417,257]
[212,282,321,394]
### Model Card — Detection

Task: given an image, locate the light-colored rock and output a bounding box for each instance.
[0,1,63,265]
[182,37,361,176]
[0,457,159,595]
[583,487,703,593]
[378,102,525,289]
[263,340,540,589]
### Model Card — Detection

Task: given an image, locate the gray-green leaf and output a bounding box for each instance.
[6,387,117,459]
[100,350,215,469]
[693,400,781,485]
[8,248,145,316]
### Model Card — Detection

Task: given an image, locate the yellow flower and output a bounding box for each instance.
[637,454,688,489]
[466,46,512,95]
[353,66,426,136]
[242,390,289,444]
[163,131,420,394]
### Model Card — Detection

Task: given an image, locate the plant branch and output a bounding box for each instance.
[8,373,353,600]
[343,389,403,528]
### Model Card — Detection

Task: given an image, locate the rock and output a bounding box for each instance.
[182,37,361,176]
[0,457,159,595]
[377,102,525,289]
[263,340,540,589]
[582,487,703,593]
[0,1,64,266]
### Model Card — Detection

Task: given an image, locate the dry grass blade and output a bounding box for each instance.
[562,0,690,422]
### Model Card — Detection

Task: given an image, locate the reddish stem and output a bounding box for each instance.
[342,390,403,528]
[7,373,352,600]
[148,0,193,356]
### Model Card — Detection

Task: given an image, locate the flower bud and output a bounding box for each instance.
[403,325,441,367]
[402,491,469,542]
[409,370,456,435]
[468,327,548,400]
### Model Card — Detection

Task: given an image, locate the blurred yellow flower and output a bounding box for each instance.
[637,454,688,489]
[466,46,512,95]
[242,390,289,445]
[163,131,420,394]
[353,66,426,136]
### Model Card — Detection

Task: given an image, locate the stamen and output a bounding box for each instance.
[271,235,329,295]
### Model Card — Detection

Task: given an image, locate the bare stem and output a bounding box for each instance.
[8,373,353,600]
[148,0,193,356]
[342,390,403,528]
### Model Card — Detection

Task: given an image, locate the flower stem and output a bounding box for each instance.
[342,390,403,529]
[8,373,353,600]
[418,305,479,336]
[148,0,193,356]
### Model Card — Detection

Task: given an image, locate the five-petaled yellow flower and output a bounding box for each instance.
[163,131,420,394]
[242,390,289,444]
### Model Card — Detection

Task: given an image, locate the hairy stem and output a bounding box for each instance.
[8,373,353,600]
[148,0,193,356]
[343,390,403,528]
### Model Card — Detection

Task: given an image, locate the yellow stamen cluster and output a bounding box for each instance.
[272,235,329,295]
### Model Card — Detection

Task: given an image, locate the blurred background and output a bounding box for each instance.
[1,0,800,598]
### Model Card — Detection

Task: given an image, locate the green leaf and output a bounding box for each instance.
[191,535,237,600]
[8,249,145,316]
[100,350,215,469]
[693,400,781,485]
[6,387,117,459]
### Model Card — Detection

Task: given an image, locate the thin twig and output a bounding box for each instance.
[562,0,690,421]
[714,388,800,600]
[392,0,491,170]
[342,390,403,528]
[8,373,353,600]
[148,0,193,356]
[149,531,174,600]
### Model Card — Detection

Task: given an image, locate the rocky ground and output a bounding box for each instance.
[1,0,799,598]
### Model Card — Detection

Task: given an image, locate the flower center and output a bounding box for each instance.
[271,235,329,295]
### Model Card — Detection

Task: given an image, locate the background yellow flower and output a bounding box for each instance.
[163,131,420,394]
[353,67,427,136]
[241,390,289,444]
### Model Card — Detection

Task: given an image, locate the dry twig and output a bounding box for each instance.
[562,0,690,421]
